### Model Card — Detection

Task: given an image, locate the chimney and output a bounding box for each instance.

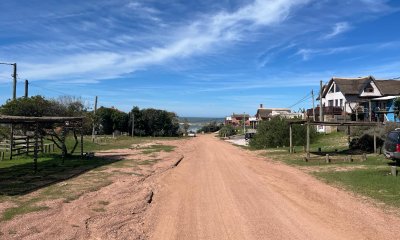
[260,104,263,108]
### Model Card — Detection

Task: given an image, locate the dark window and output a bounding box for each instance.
[389,132,399,142]
[364,83,374,93]
[328,100,333,106]
[329,85,334,93]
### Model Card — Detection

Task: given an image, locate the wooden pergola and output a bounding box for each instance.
[0,115,84,171]
[288,120,380,158]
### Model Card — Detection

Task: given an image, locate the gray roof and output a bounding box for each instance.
[322,76,372,97]
[375,80,400,95]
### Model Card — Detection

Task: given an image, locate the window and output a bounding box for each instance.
[335,99,338,106]
[364,83,374,93]
[329,85,334,93]
[340,99,343,107]
[328,100,334,106]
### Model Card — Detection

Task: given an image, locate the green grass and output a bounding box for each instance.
[314,168,400,207]
[252,131,400,209]
[1,198,49,221]
[140,144,175,154]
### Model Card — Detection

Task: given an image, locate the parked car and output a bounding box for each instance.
[188,131,196,137]
[383,129,400,160]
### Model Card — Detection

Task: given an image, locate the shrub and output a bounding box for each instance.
[219,125,236,137]
[249,117,316,149]
[350,134,384,152]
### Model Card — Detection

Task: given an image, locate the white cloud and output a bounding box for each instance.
[323,22,350,39]
[9,0,309,82]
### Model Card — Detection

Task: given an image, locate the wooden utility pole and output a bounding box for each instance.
[91,96,98,141]
[24,79,29,98]
[12,63,17,100]
[311,89,315,121]
[319,80,323,122]
[369,100,372,122]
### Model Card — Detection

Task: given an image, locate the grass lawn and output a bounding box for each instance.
[253,131,400,209]
[0,135,178,221]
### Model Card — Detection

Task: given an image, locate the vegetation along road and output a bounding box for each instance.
[146,134,400,240]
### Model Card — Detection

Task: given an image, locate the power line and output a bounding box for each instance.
[287,93,312,109]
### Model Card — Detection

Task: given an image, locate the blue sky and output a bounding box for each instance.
[0,0,400,117]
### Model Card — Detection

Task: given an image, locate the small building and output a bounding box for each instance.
[255,104,300,121]
[225,113,251,127]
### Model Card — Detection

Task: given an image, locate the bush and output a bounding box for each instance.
[219,125,236,137]
[350,134,384,152]
[197,121,222,133]
[249,117,317,149]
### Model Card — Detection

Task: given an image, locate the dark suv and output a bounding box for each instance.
[384,129,400,160]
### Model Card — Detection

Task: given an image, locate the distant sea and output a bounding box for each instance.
[179,117,224,132]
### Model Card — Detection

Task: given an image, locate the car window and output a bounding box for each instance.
[389,132,400,142]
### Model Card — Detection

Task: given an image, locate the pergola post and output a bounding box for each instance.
[373,126,377,154]
[289,123,293,154]
[34,122,39,172]
[61,125,67,164]
[306,122,310,158]
[80,122,84,158]
[347,126,351,146]
[9,123,14,160]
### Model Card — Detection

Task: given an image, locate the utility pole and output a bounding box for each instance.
[91,96,98,142]
[0,62,17,100]
[311,89,315,121]
[319,80,323,122]
[12,63,17,100]
[24,79,29,98]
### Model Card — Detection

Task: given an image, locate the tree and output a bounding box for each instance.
[219,125,235,137]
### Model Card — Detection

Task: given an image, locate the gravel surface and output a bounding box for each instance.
[146,134,400,240]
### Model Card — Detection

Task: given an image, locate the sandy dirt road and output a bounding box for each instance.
[146,134,400,240]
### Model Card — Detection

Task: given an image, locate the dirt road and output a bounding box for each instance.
[146,135,400,240]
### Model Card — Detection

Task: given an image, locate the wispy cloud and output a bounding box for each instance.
[323,22,351,39]
[3,0,310,82]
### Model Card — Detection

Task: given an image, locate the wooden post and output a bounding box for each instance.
[325,154,330,163]
[369,100,372,122]
[362,153,367,162]
[356,108,358,122]
[391,166,397,177]
[61,127,67,164]
[34,123,39,172]
[373,127,377,154]
[40,137,44,154]
[347,126,351,146]
[80,124,84,159]
[306,122,310,158]
[9,124,14,160]
[26,136,29,156]
[289,124,293,154]
[1,152,4,161]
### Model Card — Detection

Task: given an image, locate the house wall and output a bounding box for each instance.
[359,81,382,97]
[322,82,348,112]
